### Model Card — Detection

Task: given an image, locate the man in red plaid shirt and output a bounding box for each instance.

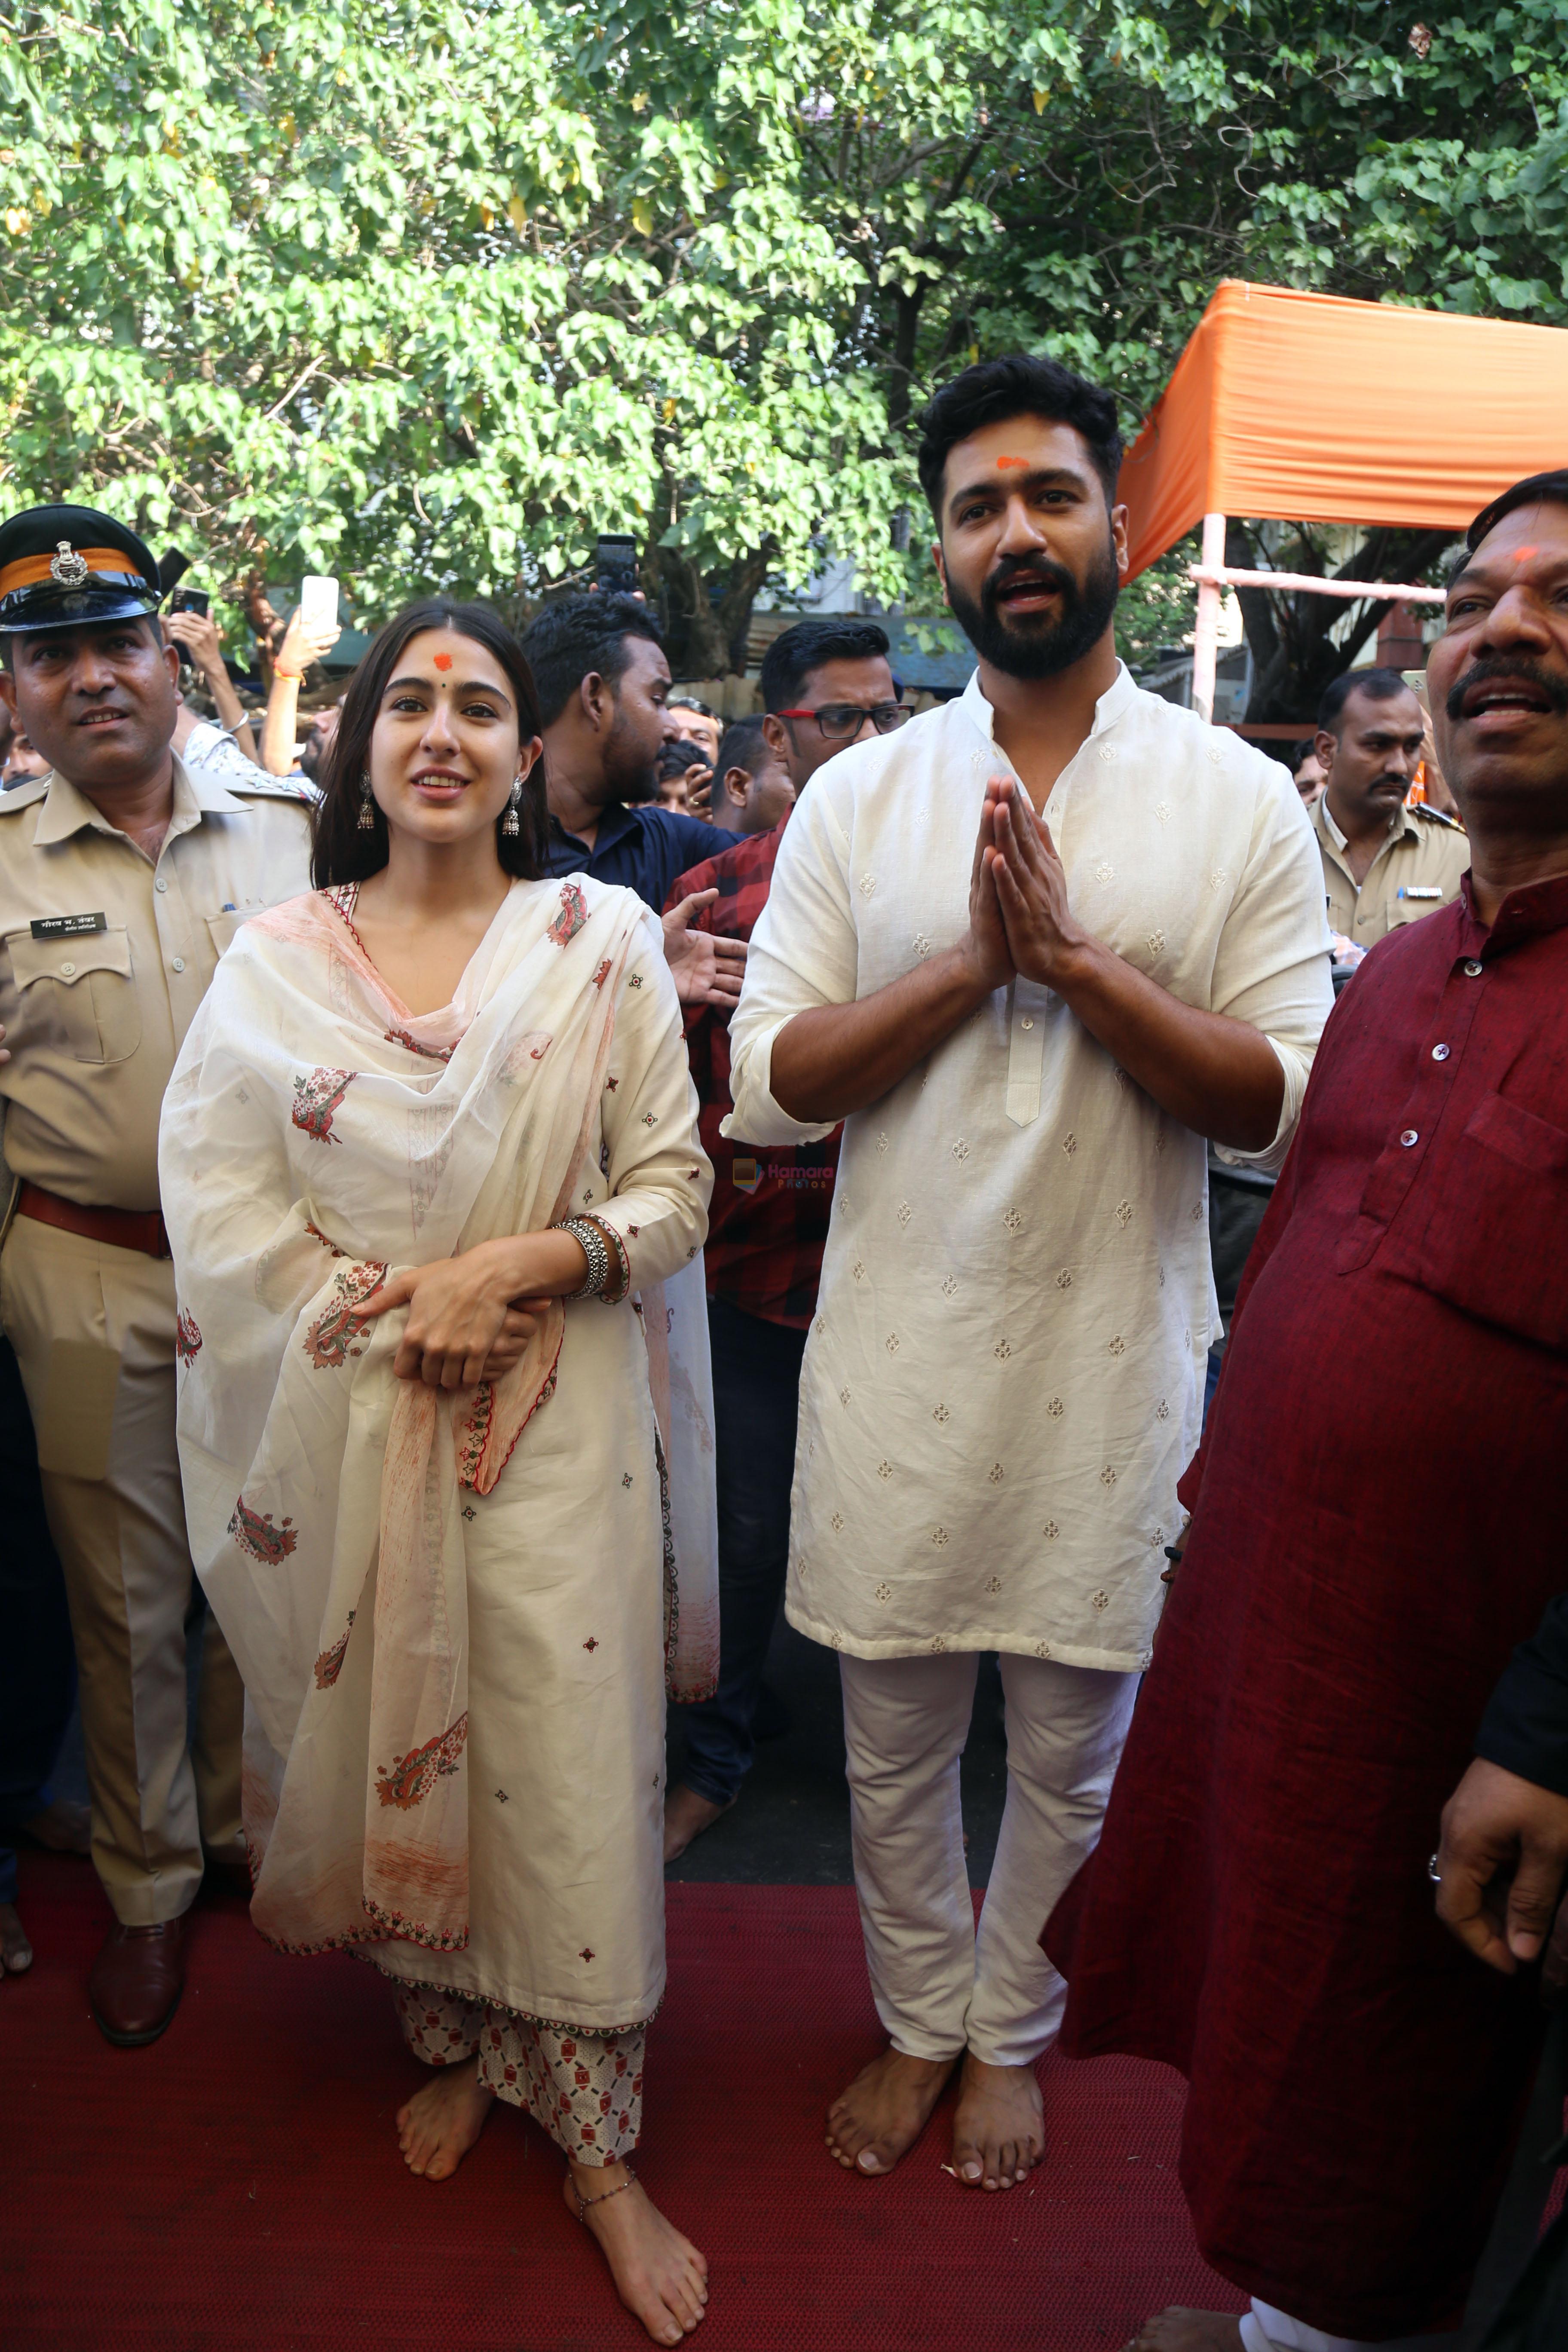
[662,617,909,1860]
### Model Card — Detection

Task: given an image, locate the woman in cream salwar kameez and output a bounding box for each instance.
[159,600,716,2344]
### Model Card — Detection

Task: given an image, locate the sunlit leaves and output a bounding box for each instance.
[0,0,1561,659]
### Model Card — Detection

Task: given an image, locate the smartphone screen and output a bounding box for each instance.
[299,575,339,633]
[595,536,638,596]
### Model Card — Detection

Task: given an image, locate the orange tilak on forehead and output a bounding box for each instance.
[433,652,453,670]
[1512,546,1538,563]
[997,457,1029,470]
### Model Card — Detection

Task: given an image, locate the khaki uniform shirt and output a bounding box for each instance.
[1313,791,1470,946]
[0,755,313,1212]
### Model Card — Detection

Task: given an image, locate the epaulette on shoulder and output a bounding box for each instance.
[1413,801,1464,830]
[0,772,51,812]
[228,771,315,805]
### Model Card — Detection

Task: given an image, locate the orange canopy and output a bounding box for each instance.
[1118,281,1568,581]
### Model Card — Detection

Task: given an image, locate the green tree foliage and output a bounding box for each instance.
[0,0,1562,678]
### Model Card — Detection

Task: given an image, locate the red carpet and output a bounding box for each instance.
[3,1853,1241,2350]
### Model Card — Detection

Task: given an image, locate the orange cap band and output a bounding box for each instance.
[0,548,147,598]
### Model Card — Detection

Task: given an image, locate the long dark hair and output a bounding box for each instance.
[310,598,549,888]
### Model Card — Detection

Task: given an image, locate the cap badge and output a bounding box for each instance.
[49,541,91,588]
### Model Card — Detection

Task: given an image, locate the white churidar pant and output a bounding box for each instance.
[838,1649,1139,2067]
[1242,2301,1455,2352]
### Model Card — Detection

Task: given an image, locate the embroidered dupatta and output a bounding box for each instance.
[161,876,716,1958]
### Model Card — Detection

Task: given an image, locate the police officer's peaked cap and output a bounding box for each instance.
[0,504,162,636]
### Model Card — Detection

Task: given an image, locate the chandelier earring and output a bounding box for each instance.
[357,772,376,831]
[502,777,522,837]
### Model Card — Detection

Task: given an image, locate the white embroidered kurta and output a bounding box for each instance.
[161,876,714,2032]
[725,665,1333,1672]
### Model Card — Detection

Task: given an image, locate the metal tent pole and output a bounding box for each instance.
[1191,511,1226,723]
[1184,539,1446,728]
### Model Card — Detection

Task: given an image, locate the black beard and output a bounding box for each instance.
[946,539,1121,681]
[604,704,659,803]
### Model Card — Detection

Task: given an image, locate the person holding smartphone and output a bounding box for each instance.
[164,597,262,772]
[257,595,343,778]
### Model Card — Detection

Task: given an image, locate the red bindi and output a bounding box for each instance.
[433,652,453,670]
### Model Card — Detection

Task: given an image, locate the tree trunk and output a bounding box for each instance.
[641,542,716,677]
[643,534,775,678]
[886,285,927,438]
[720,539,777,675]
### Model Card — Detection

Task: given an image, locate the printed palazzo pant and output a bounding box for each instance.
[393,1984,644,2165]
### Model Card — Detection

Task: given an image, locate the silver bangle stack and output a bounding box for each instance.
[556,1215,613,1300]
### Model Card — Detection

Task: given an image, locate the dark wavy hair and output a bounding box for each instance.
[518,592,665,727]
[310,599,548,887]
[916,354,1123,520]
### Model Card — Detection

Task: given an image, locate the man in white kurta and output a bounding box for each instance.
[725,354,1334,2195]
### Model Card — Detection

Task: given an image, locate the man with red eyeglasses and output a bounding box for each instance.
[661,618,909,1863]
[760,621,910,799]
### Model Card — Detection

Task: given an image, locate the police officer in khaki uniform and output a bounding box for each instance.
[1311,665,1470,948]
[0,505,312,2044]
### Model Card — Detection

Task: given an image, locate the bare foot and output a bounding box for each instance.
[1,1903,34,1974]
[950,2052,1044,2190]
[20,1798,91,1855]
[1122,2312,1246,2352]
[825,2044,957,2176]
[395,2055,495,2179]
[662,1784,734,1865]
[563,2163,708,2345]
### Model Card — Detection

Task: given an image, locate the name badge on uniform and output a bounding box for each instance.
[1396,887,1442,901]
[31,911,107,939]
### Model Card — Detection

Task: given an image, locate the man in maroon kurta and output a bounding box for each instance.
[1046,472,1568,2352]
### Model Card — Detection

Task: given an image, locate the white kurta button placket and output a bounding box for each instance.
[1005,981,1051,1127]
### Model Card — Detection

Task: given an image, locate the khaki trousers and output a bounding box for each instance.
[0,1214,243,1925]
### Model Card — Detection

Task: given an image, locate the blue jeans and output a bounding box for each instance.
[677,1295,807,1808]
[0,1335,75,1906]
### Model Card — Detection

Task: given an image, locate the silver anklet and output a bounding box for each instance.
[574,2163,637,2221]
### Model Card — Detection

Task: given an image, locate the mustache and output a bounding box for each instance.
[1445,655,1568,722]
[981,554,1078,622]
